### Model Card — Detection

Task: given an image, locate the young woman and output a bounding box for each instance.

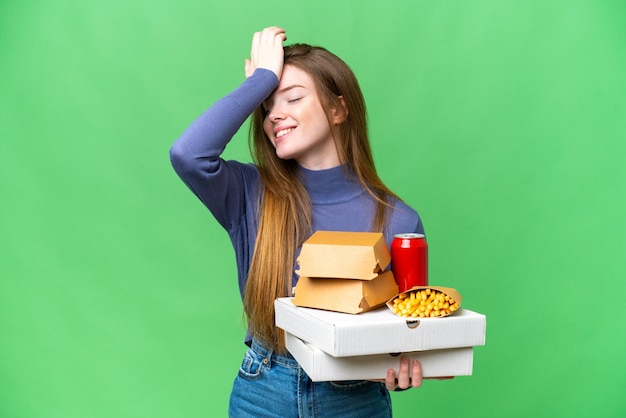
[170,26,426,417]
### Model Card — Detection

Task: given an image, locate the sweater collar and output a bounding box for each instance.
[299,164,365,204]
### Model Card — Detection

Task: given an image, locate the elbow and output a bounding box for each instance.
[169,139,191,173]
[169,138,220,179]
[169,141,200,182]
[169,140,182,164]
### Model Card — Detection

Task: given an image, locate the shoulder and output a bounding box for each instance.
[387,198,425,237]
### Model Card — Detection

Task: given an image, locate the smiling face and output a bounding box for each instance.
[262,65,341,170]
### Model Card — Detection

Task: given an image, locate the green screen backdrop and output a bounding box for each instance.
[2,1,625,417]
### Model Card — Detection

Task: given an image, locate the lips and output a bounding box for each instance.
[275,127,296,139]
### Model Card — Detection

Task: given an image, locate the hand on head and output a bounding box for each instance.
[245,26,287,79]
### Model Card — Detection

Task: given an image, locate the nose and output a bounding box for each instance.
[267,104,286,123]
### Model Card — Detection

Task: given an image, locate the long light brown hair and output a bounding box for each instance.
[244,44,400,352]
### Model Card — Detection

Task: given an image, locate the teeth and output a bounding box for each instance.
[276,128,294,138]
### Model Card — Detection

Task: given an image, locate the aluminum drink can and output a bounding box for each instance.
[391,233,428,292]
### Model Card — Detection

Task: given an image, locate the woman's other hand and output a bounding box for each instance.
[384,357,455,391]
[245,26,287,79]
[385,357,423,391]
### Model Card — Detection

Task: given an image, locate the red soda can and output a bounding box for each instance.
[391,233,428,292]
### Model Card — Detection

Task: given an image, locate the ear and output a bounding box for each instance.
[332,95,348,124]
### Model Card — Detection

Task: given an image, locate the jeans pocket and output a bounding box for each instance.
[237,349,265,381]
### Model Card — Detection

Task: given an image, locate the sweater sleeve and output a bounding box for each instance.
[169,69,279,231]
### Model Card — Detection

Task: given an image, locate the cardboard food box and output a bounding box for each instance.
[286,332,475,381]
[292,231,398,313]
[295,231,391,280]
[275,297,486,357]
[293,270,399,314]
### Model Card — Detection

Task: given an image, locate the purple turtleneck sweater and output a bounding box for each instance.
[169,68,424,314]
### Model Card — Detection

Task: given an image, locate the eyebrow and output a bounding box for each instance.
[276,84,306,94]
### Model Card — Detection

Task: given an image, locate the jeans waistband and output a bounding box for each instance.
[250,338,300,369]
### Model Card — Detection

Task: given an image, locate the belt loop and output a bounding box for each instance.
[264,347,274,369]
[252,338,275,369]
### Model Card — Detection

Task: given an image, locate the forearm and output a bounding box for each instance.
[169,68,278,179]
[169,68,277,230]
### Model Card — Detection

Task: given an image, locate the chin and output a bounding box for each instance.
[274,149,296,161]
[274,152,288,161]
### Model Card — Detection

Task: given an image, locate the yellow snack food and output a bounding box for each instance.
[390,288,460,318]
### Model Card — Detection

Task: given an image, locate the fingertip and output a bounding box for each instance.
[412,359,422,374]
[411,360,423,388]
[384,368,396,391]
[399,356,409,372]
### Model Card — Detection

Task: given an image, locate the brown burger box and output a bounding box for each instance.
[292,231,399,314]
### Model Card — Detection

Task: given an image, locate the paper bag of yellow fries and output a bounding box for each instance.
[386,286,463,318]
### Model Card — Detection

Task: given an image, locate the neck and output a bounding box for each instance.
[298,164,364,204]
[295,153,341,171]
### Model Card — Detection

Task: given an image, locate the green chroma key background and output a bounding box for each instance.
[1,1,624,417]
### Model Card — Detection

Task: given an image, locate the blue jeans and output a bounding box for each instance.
[228,338,392,417]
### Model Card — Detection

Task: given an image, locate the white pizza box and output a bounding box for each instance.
[286,332,474,381]
[275,297,486,357]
